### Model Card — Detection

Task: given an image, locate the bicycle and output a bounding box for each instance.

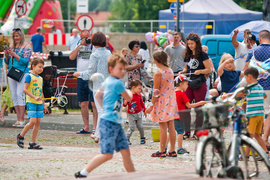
[194,86,270,179]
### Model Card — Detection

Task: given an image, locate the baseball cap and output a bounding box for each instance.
[174,74,191,84]
[248,34,256,41]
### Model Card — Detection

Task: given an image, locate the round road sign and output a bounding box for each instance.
[76,15,94,32]
[15,0,27,17]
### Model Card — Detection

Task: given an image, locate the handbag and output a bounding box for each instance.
[188,75,204,89]
[7,57,27,82]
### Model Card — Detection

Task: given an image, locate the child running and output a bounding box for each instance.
[146,50,179,157]
[75,53,135,178]
[123,79,146,145]
[218,53,244,94]
[16,57,48,149]
[168,75,205,154]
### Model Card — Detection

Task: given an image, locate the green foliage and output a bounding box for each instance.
[233,0,263,12]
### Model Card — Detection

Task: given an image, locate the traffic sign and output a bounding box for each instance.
[15,0,27,17]
[76,15,94,32]
[170,2,181,15]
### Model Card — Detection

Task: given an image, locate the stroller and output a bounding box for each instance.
[39,65,57,114]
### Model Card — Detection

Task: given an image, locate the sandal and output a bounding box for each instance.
[28,143,43,150]
[239,156,249,161]
[167,151,177,157]
[190,134,199,140]
[76,128,91,134]
[151,151,166,157]
[16,134,24,148]
[183,133,190,140]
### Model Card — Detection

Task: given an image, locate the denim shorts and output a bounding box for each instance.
[99,118,129,154]
[77,78,94,103]
[174,119,184,134]
[26,102,44,118]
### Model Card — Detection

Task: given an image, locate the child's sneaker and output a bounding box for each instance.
[13,121,20,127]
[28,143,43,150]
[74,171,87,178]
[16,133,24,148]
[140,137,146,144]
[177,148,189,154]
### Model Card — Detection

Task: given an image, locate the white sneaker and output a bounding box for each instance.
[16,121,25,127]
[12,121,20,127]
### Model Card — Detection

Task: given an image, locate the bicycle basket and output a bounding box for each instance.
[202,103,230,129]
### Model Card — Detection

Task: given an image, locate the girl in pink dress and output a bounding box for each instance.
[146,51,179,157]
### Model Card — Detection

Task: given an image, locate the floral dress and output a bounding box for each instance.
[150,68,179,122]
[125,53,142,87]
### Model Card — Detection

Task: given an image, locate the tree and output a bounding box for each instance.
[233,0,263,12]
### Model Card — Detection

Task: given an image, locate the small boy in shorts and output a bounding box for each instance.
[167,75,205,154]
[241,67,269,159]
[75,53,135,178]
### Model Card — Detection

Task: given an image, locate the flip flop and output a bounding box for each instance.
[76,128,91,134]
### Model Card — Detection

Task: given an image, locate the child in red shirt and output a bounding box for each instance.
[123,79,146,145]
[172,75,205,154]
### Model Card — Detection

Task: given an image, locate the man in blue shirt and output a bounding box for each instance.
[30,27,48,53]
[67,29,80,51]
[244,30,270,150]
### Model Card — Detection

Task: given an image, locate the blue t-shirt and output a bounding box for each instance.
[100,76,126,123]
[67,35,80,51]
[30,34,44,53]
[220,70,241,93]
[246,44,270,90]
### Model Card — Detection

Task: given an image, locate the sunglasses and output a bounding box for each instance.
[134,45,140,48]
[186,35,196,40]
[13,28,21,32]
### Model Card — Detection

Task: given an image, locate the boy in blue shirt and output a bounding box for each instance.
[75,53,135,178]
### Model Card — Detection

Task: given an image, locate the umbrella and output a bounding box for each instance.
[229,20,270,40]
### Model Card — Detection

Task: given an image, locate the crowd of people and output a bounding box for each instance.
[1,26,270,178]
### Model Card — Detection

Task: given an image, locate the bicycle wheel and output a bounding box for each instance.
[230,135,270,179]
[196,136,228,178]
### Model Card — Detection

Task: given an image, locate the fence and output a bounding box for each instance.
[40,19,215,36]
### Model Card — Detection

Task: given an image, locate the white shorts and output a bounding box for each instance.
[264,90,270,115]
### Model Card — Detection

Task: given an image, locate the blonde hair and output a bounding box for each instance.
[12,28,25,48]
[219,53,235,71]
[121,48,128,54]
[108,53,127,72]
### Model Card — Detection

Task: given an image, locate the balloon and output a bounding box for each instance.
[154,36,159,46]
[249,57,270,79]
[145,32,153,43]
[151,33,156,43]
[158,37,168,47]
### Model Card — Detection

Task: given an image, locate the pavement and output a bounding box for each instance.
[0,111,207,180]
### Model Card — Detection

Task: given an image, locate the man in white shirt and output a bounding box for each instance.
[52,26,61,34]
[232,29,257,71]
[67,29,80,51]
[69,29,97,134]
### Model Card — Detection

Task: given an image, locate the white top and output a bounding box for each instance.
[53,29,62,34]
[138,49,150,69]
[234,42,257,71]
[76,43,93,78]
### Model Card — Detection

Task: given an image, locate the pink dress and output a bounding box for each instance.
[151,68,179,122]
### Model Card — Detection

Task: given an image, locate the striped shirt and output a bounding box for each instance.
[246,84,265,117]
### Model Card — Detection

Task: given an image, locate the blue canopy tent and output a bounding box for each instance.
[229,20,270,40]
[159,0,263,37]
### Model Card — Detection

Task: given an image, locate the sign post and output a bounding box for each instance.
[76,15,94,32]
[170,2,181,32]
[15,0,27,17]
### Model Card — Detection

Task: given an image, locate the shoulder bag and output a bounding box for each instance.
[7,58,27,82]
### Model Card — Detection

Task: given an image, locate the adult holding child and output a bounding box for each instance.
[4,28,31,127]
[180,32,211,139]
[73,31,112,141]
[243,30,270,150]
